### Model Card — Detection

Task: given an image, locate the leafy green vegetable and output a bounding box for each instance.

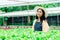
[0,28,60,40]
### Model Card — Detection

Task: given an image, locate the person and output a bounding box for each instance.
[32,7,49,32]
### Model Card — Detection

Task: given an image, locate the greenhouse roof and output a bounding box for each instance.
[0,0,60,7]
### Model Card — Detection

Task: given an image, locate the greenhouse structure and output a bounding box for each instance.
[0,0,60,26]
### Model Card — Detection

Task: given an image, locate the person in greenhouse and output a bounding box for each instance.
[32,7,49,32]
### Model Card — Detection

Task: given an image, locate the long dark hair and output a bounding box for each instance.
[36,8,46,22]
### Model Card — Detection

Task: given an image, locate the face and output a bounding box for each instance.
[36,9,43,18]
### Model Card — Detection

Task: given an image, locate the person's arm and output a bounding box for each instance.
[32,26,34,30]
[32,19,36,30]
[42,20,49,32]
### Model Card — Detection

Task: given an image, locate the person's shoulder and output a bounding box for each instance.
[33,19,37,22]
[43,20,47,23]
[33,19,37,26]
[33,19,37,24]
[34,19,37,21]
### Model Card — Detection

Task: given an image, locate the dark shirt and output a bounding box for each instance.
[34,21,42,31]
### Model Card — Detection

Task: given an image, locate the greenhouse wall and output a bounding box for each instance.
[0,2,60,26]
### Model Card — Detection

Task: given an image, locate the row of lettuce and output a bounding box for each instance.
[0,28,60,40]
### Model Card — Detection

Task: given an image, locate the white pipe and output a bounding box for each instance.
[0,7,60,17]
[0,0,60,7]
